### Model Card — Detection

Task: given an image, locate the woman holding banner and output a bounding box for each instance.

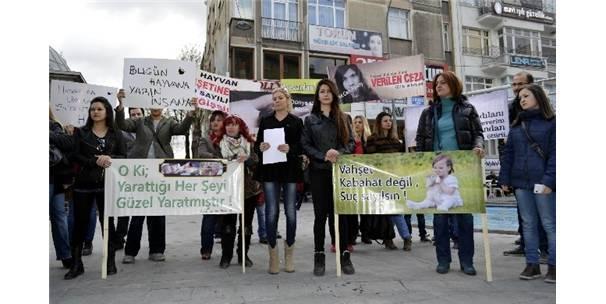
[255,87,304,274]
[65,97,126,279]
[415,71,484,276]
[196,110,227,260]
[334,64,380,104]
[218,115,261,269]
[301,79,355,276]
[499,84,556,283]
[365,112,412,251]
[350,115,371,247]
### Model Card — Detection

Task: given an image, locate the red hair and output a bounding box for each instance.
[219,115,255,143]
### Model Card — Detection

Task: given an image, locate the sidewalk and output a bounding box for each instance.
[50,202,555,304]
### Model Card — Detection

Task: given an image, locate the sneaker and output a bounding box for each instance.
[539,252,548,264]
[544,265,556,284]
[148,253,166,262]
[341,251,355,275]
[519,263,541,280]
[122,255,135,264]
[460,264,477,276]
[384,239,398,250]
[436,262,450,274]
[259,238,268,244]
[403,238,412,251]
[503,247,525,256]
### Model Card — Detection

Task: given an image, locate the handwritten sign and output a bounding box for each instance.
[50,80,117,127]
[123,58,197,110]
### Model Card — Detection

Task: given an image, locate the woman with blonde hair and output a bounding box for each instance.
[255,87,304,274]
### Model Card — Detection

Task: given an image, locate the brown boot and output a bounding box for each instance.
[284,241,295,273]
[268,244,279,274]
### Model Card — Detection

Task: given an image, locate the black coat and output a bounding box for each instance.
[71,126,126,190]
[49,120,75,189]
[415,95,484,152]
[301,112,355,171]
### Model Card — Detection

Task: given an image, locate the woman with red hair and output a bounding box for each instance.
[217,115,262,269]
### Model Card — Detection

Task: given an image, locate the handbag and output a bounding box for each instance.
[521,121,546,160]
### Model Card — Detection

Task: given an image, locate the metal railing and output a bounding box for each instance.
[261,17,302,42]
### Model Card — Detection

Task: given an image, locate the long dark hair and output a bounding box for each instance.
[84,96,115,130]
[312,79,350,146]
[373,112,399,140]
[334,64,378,103]
[512,84,555,126]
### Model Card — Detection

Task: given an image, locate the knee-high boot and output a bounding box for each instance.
[64,244,84,280]
[237,226,253,267]
[220,225,235,269]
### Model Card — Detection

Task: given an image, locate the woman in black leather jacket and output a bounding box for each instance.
[64,96,125,280]
[301,79,355,276]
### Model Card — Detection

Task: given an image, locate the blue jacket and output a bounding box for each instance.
[499,110,556,191]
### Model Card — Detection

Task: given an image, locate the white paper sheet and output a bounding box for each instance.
[263,128,287,164]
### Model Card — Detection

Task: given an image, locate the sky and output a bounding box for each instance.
[49,0,208,89]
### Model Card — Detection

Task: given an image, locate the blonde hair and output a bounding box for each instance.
[272,87,293,113]
[353,115,371,142]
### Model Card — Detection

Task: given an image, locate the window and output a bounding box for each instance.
[388,8,410,40]
[463,27,489,56]
[443,23,450,52]
[231,48,254,80]
[308,0,346,28]
[542,37,556,64]
[460,0,480,6]
[499,27,542,57]
[262,0,298,21]
[233,0,253,19]
[465,76,493,92]
[263,52,300,79]
[309,56,347,79]
[500,76,512,86]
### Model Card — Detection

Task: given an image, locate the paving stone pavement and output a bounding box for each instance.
[50,202,555,304]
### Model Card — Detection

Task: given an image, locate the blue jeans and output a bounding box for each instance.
[433,214,474,266]
[515,189,556,266]
[200,214,218,253]
[49,184,71,260]
[68,200,96,243]
[391,215,411,240]
[256,204,267,240]
[264,182,297,247]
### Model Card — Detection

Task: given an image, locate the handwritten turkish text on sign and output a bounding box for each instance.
[333,151,485,215]
[104,159,244,216]
[50,80,117,127]
[123,58,197,110]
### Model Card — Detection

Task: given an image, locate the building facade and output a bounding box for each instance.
[203,0,454,93]
[450,0,556,97]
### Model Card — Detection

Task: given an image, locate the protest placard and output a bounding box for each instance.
[104,159,244,217]
[467,89,509,140]
[328,54,426,104]
[122,58,197,110]
[196,70,261,112]
[50,80,117,127]
[333,151,485,215]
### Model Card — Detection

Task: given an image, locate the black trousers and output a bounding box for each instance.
[221,195,258,257]
[310,169,349,253]
[124,216,166,256]
[72,190,116,247]
[116,217,129,239]
[405,214,428,237]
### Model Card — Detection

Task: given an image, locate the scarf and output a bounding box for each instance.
[219,135,250,160]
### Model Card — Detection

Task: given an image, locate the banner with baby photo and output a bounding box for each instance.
[332,150,486,215]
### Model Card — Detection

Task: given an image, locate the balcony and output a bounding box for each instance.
[477,4,503,28]
[261,17,302,42]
